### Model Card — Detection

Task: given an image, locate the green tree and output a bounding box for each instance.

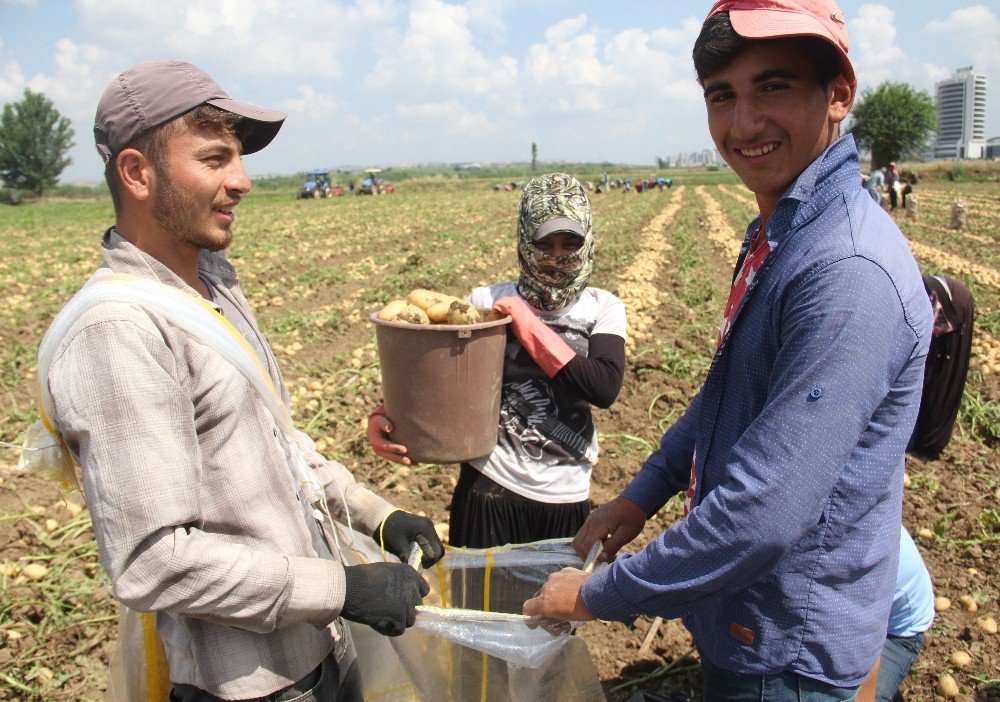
[531,142,537,172]
[847,81,936,170]
[0,89,75,196]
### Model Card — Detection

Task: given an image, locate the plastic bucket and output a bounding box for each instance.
[371,313,512,464]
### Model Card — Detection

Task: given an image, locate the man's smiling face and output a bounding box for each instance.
[702,39,849,219]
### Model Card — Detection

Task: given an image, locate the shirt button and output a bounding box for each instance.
[809,388,824,401]
[273,427,279,437]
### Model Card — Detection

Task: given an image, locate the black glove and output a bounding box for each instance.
[341,562,429,637]
[376,511,445,568]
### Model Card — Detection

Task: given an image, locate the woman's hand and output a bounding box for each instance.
[366,405,412,465]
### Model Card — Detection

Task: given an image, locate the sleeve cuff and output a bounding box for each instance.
[281,556,345,626]
[580,558,639,625]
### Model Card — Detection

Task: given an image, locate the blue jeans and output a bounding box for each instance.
[700,654,860,702]
[874,633,925,702]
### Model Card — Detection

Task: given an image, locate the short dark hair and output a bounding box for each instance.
[693,11,842,88]
[104,105,247,211]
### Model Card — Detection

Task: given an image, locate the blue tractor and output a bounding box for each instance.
[298,170,333,199]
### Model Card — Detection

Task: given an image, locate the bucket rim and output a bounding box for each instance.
[369,312,512,332]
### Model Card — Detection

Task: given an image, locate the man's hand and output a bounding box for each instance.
[377,510,445,568]
[522,568,595,622]
[341,562,429,636]
[572,496,646,563]
[367,405,411,465]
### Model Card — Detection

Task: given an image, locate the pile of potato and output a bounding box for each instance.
[377,289,501,326]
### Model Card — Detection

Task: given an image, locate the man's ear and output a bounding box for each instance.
[827,74,855,125]
[116,148,154,202]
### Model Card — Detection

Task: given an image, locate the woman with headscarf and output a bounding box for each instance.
[368,172,627,549]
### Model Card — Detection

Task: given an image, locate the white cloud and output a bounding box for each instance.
[925,5,1000,77]
[25,39,119,122]
[395,99,496,134]
[0,40,26,103]
[364,0,518,104]
[72,0,397,83]
[849,4,906,88]
[276,85,339,122]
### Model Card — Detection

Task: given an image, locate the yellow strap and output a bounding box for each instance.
[436,559,448,609]
[36,386,79,491]
[377,508,402,558]
[141,611,170,701]
[482,550,493,613]
[480,550,494,702]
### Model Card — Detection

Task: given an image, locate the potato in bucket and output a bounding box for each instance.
[371,291,511,463]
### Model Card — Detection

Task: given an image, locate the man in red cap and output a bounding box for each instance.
[525,3,932,699]
[42,61,443,701]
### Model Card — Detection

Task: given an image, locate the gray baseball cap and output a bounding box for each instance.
[532,216,587,241]
[94,60,286,163]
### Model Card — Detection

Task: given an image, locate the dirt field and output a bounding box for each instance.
[1,173,997,700]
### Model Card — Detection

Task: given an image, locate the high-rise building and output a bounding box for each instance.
[933,66,987,159]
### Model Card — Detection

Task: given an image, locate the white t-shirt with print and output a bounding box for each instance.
[468,282,627,503]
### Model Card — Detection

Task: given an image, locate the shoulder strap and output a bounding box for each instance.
[37,273,291,436]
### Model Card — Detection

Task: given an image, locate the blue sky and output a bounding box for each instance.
[2,0,998,183]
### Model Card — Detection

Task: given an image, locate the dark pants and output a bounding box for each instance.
[700,655,860,702]
[170,653,362,702]
[449,462,589,549]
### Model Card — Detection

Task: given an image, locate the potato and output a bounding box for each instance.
[934,596,952,612]
[477,307,504,322]
[936,674,959,699]
[426,300,454,323]
[22,564,49,581]
[978,616,998,634]
[447,300,482,325]
[958,595,978,612]
[377,299,408,321]
[407,288,454,311]
[950,650,972,667]
[392,304,430,325]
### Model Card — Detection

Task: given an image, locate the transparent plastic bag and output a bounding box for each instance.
[106,607,171,702]
[342,529,606,701]
[18,419,80,491]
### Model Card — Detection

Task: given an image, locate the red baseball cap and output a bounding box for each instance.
[707,0,856,87]
[94,60,286,164]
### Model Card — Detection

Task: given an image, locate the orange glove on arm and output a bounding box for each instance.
[493,296,576,378]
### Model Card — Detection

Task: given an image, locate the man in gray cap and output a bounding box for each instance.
[43,60,443,701]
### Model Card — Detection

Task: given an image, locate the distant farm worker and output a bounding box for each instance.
[524,1,933,699]
[886,161,901,209]
[368,172,627,549]
[856,526,935,702]
[865,165,885,204]
[908,275,975,460]
[39,60,442,701]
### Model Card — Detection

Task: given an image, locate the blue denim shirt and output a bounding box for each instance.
[581,136,932,686]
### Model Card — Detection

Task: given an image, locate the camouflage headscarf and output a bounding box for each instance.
[515,172,595,311]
